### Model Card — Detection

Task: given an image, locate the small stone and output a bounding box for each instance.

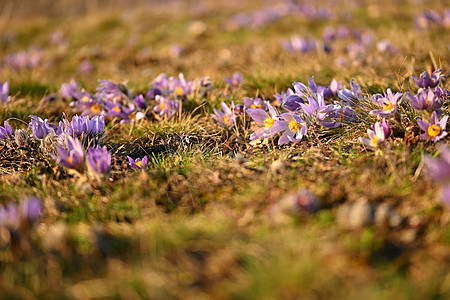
[270,160,286,175]
[348,200,375,229]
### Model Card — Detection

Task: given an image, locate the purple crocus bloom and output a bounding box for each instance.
[412,69,446,89]
[0,81,11,102]
[169,73,194,99]
[407,88,443,114]
[29,115,57,139]
[0,121,15,139]
[127,155,148,170]
[61,79,80,100]
[369,89,402,117]
[21,196,42,223]
[338,79,363,103]
[87,145,111,176]
[371,118,390,138]
[300,93,326,116]
[317,105,356,128]
[417,111,448,142]
[224,73,242,87]
[436,87,450,99]
[243,97,267,110]
[276,113,307,145]
[211,102,236,128]
[247,102,284,140]
[318,79,341,100]
[274,88,294,103]
[51,135,85,170]
[134,94,148,109]
[359,121,388,149]
[423,145,450,183]
[153,95,180,119]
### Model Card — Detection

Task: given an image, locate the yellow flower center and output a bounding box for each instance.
[112,106,121,113]
[81,96,90,102]
[232,79,239,86]
[370,136,379,147]
[160,102,165,110]
[129,112,136,121]
[135,160,142,168]
[383,101,394,112]
[223,115,230,125]
[91,104,102,114]
[112,96,120,103]
[67,156,73,164]
[251,104,263,109]
[428,124,441,137]
[264,117,274,128]
[175,86,184,96]
[289,120,301,132]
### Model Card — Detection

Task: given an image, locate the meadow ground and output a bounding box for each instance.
[0,0,449,299]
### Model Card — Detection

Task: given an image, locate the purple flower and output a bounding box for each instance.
[318,79,342,100]
[87,145,111,177]
[371,118,390,138]
[274,88,294,103]
[359,121,388,149]
[134,94,148,109]
[423,145,450,183]
[29,115,57,139]
[417,111,448,142]
[61,79,81,100]
[369,89,402,117]
[412,69,446,89]
[282,35,316,53]
[275,113,307,145]
[0,81,11,102]
[21,196,42,223]
[243,97,267,110]
[63,115,105,138]
[77,59,94,74]
[407,88,443,113]
[234,104,245,115]
[317,105,356,128]
[246,102,284,140]
[153,95,180,119]
[338,79,363,103]
[127,155,148,170]
[224,73,242,87]
[51,136,85,170]
[0,121,15,139]
[300,94,326,116]
[169,73,194,99]
[211,102,236,128]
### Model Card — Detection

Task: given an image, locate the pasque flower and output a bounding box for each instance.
[423,145,450,207]
[359,120,389,149]
[412,69,445,89]
[50,136,85,171]
[417,111,448,142]
[0,81,11,102]
[127,156,148,170]
[29,115,57,139]
[407,88,443,114]
[369,88,402,117]
[0,121,15,139]
[224,73,242,87]
[276,113,307,145]
[246,102,284,140]
[211,102,236,128]
[87,145,111,178]
[153,95,180,119]
[244,97,267,110]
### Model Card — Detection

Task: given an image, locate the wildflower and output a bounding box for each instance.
[87,145,111,178]
[338,79,364,103]
[318,79,341,100]
[134,94,148,109]
[359,121,389,149]
[0,81,11,102]
[153,95,180,119]
[276,113,307,145]
[317,105,356,128]
[20,196,42,223]
[50,136,85,171]
[274,88,294,103]
[127,156,148,170]
[423,145,450,207]
[211,102,236,128]
[300,94,326,116]
[412,69,446,89]
[247,102,284,140]
[407,88,443,114]
[369,88,402,117]
[417,111,448,142]
[168,73,194,99]
[282,35,316,53]
[243,97,267,110]
[29,115,57,139]
[0,121,15,139]
[224,73,242,87]
[234,104,245,115]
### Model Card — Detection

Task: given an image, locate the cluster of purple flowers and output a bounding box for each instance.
[283,25,397,63]
[2,47,44,71]
[0,196,42,229]
[407,70,448,143]
[415,9,450,31]
[228,3,330,31]
[64,73,205,122]
[51,135,111,180]
[212,76,357,146]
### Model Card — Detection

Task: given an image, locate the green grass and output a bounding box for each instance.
[0,0,449,299]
